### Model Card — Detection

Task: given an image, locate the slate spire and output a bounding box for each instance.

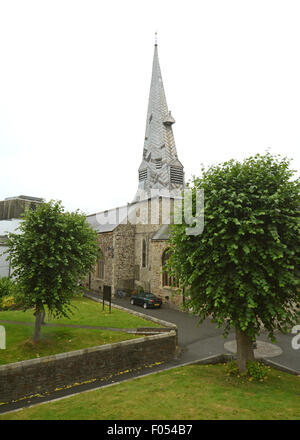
[133,38,184,202]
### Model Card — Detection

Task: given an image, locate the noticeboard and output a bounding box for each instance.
[103,285,112,312]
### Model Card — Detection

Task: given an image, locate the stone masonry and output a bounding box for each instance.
[0,332,177,403]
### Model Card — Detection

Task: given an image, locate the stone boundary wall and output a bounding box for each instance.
[0,331,177,403]
[0,294,178,403]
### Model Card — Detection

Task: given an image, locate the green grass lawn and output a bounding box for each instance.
[0,296,161,328]
[0,296,161,365]
[0,323,139,365]
[1,363,299,420]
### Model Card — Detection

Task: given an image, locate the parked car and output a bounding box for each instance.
[130,291,162,309]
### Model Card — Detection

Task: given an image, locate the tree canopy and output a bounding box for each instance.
[167,153,300,370]
[7,200,99,341]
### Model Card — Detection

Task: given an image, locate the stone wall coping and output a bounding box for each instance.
[0,330,176,373]
[85,293,177,330]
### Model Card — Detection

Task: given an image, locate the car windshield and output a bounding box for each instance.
[144,293,156,298]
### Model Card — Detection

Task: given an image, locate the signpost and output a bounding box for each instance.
[103,285,112,313]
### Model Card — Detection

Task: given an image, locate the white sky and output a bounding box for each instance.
[0,0,299,214]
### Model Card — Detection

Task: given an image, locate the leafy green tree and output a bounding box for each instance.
[7,200,99,342]
[167,153,300,372]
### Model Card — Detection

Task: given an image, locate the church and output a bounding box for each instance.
[86,39,185,307]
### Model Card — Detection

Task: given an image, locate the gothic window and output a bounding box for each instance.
[142,239,147,268]
[162,248,179,287]
[97,250,105,279]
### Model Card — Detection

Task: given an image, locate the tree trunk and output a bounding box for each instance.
[41,310,46,325]
[236,327,255,373]
[34,310,43,342]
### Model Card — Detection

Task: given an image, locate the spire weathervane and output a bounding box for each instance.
[155,31,158,46]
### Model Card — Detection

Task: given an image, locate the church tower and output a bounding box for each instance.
[134,37,185,202]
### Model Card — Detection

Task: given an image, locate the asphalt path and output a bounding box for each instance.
[103,293,300,372]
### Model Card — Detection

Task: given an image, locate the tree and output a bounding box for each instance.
[7,200,99,342]
[167,153,300,372]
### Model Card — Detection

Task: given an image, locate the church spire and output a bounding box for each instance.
[134,38,184,202]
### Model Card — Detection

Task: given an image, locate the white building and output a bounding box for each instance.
[0,219,23,278]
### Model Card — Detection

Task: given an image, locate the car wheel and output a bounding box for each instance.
[143,302,148,309]
[130,299,135,305]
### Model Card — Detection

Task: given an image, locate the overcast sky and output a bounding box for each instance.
[0,0,299,214]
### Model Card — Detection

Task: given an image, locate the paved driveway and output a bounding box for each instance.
[105,294,300,373]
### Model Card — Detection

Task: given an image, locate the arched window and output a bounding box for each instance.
[142,239,147,268]
[97,249,105,279]
[162,249,179,287]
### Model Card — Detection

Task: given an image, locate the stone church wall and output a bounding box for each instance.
[150,240,182,307]
[88,196,181,307]
[134,197,163,293]
[89,224,136,294]
[112,224,136,291]
[90,232,114,293]
[130,197,181,305]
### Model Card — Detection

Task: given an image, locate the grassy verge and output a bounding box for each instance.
[0,323,139,365]
[1,363,299,420]
[0,296,162,365]
[0,296,161,328]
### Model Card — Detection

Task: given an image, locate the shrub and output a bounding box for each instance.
[0,278,24,310]
[225,360,270,382]
[225,361,240,377]
[1,295,17,310]
[0,277,15,299]
[246,361,270,382]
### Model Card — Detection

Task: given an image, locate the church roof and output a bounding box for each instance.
[86,215,118,233]
[152,223,171,240]
[86,208,127,233]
